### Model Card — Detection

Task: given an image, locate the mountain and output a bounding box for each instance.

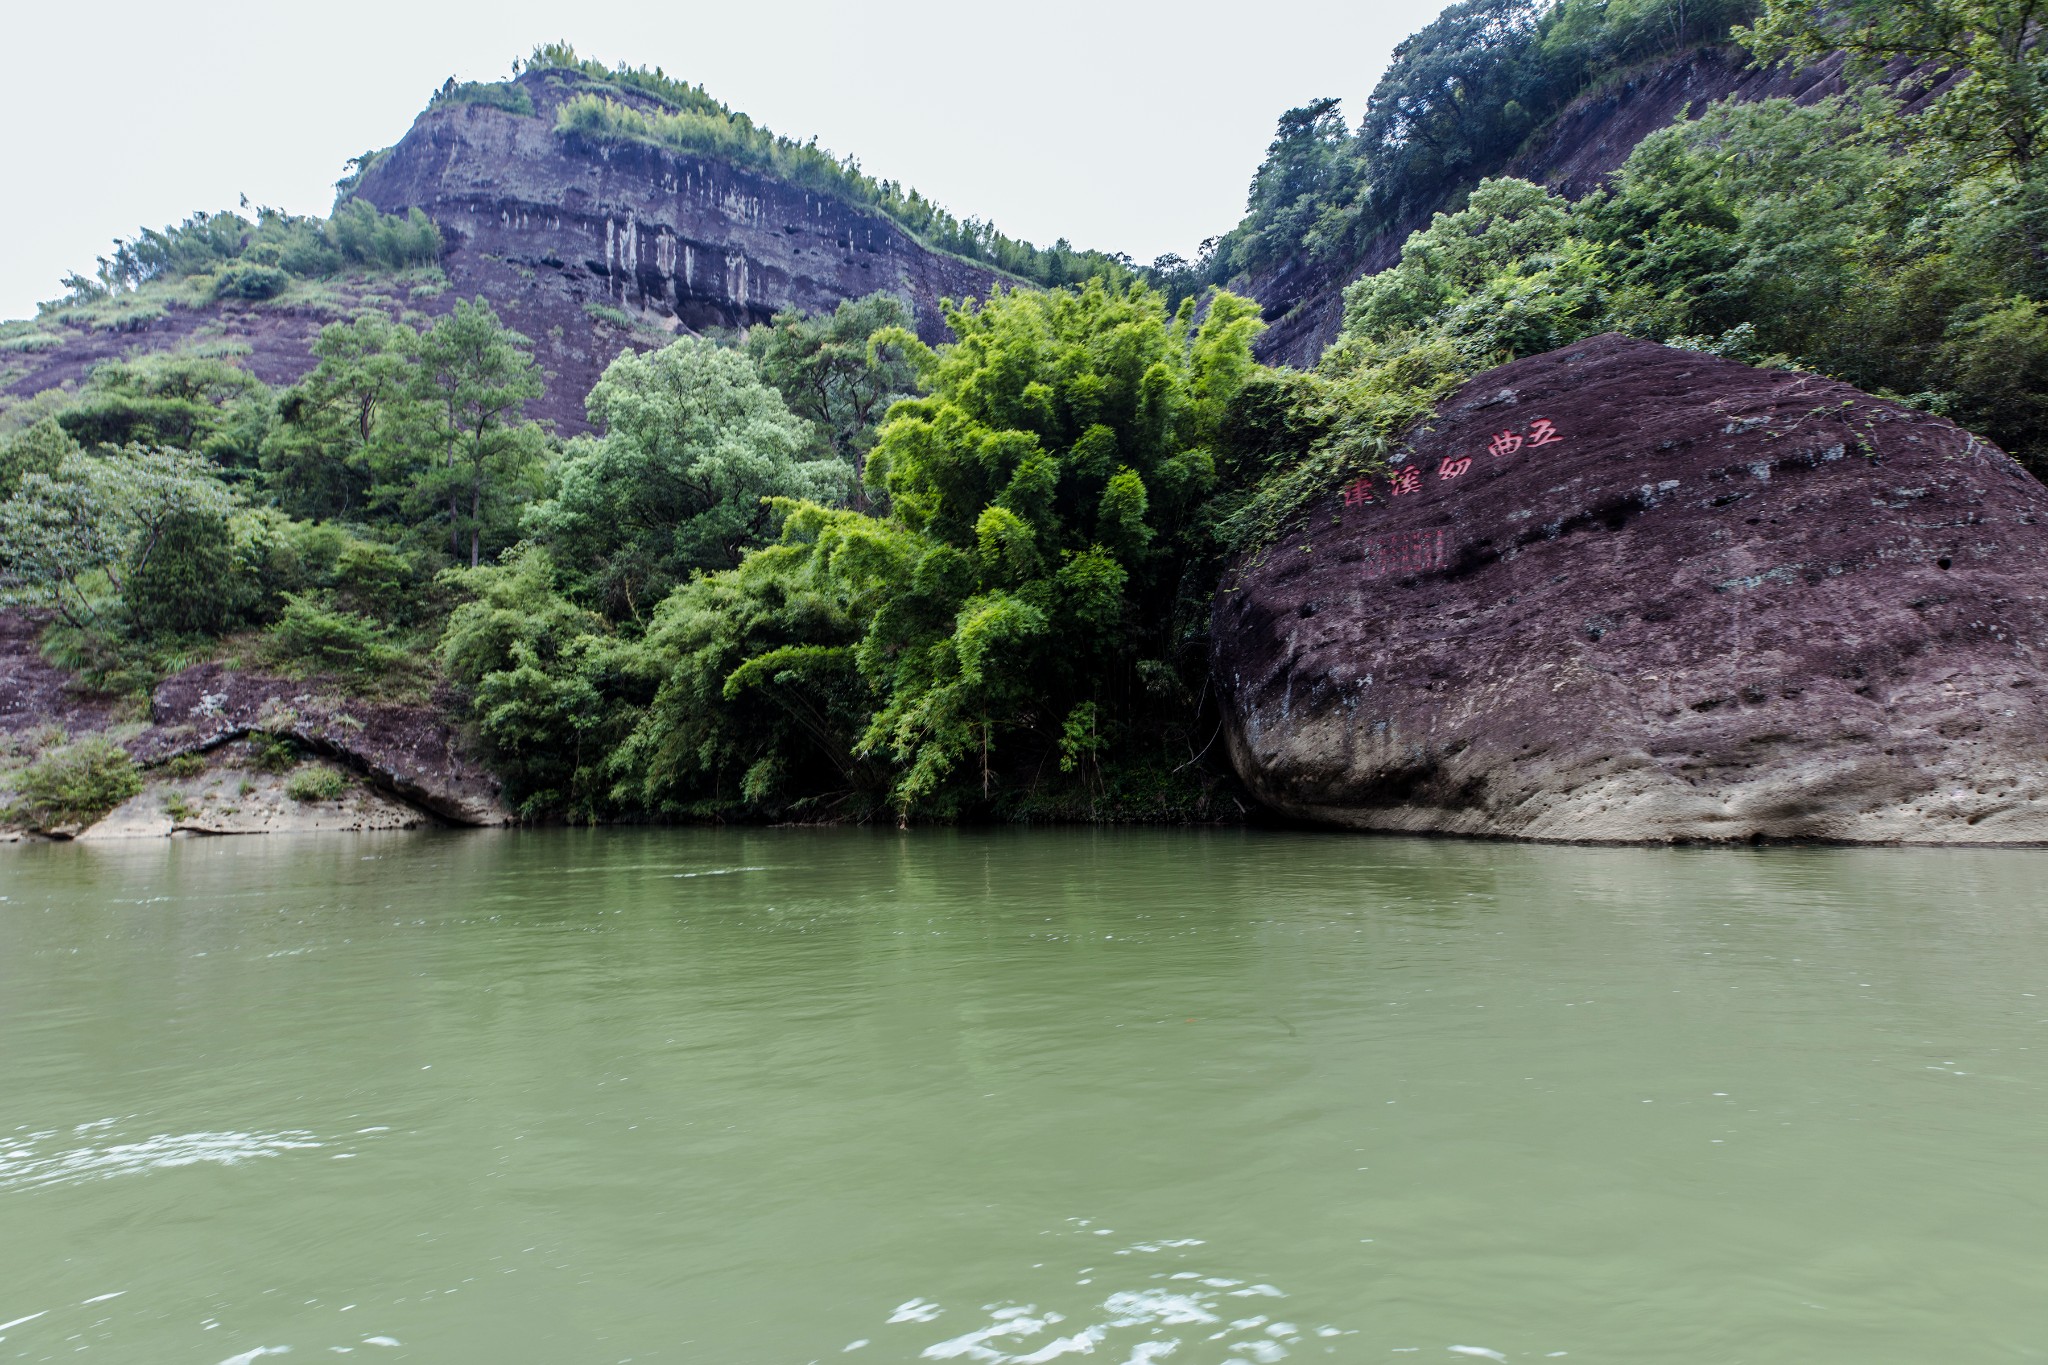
[0,65,1024,434]
[344,68,1022,430]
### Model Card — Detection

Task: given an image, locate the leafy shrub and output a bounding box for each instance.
[429,80,535,116]
[248,732,300,773]
[125,508,249,636]
[163,753,207,779]
[211,263,292,301]
[329,539,427,621]
[0,446,236,643]
[7,735,143,828]
[284,765,349,802]
[53,352,265,453]
[0,419,75,498]
[262,593,406,675]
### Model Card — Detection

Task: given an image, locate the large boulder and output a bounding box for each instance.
[1213,334,2048,843]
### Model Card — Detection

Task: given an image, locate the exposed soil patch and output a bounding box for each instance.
[0,611,122,739]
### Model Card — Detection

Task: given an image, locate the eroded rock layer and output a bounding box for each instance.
[1213,334,2048,843]
[137,664,509,826]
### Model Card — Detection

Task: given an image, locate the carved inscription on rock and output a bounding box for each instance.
[1336,417,1568,581]
[1358,528,1447,581]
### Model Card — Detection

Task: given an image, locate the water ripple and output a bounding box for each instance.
[0,1121,326,1192]
[896,1226,1348,1364]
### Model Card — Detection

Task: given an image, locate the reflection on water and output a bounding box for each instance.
[1,828,2045,1363]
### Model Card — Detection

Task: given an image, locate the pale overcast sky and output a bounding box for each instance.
[0,0,1455,320]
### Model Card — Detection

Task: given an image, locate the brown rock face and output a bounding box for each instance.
[1212,335,2048,843]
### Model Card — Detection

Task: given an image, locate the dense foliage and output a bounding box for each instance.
[0,298,548,692]
[432,282,1275,821]
[527,337,848,616]
[1324,68,2048,473]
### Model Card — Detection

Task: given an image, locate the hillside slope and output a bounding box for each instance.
[1244,45,1875,369]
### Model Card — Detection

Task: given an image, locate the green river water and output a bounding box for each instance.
[1,829,2044,1364]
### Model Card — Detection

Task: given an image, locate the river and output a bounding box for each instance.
[1,829,2043,1363]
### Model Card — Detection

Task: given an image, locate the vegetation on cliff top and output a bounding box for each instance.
[416,42,1142,293]
[49,201,441,312]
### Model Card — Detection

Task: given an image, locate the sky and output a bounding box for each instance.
[0,0,1456,320]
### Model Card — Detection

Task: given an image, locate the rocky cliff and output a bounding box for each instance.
[2,71,1015,433]
[348,70,1015,429]
[1212,335,2048,844]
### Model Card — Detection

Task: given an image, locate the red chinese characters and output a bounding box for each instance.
[1489,418,1563,459]
[1339,418,1565,511]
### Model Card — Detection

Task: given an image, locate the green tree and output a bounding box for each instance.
[0,446,235,633]
[744,293,919,503]
[848,280,1264,811]
[1200,0,1761,290]
[609,503,916,817]
[406,298,548,566]
[262,313,420,521]
[440,546,655,817]
[1740,0,2048,177]
[1341,176,1609,362]
[124,509,246,636]
[0,420,78,500]
[528,336,846,618]
[56,354,269,469]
